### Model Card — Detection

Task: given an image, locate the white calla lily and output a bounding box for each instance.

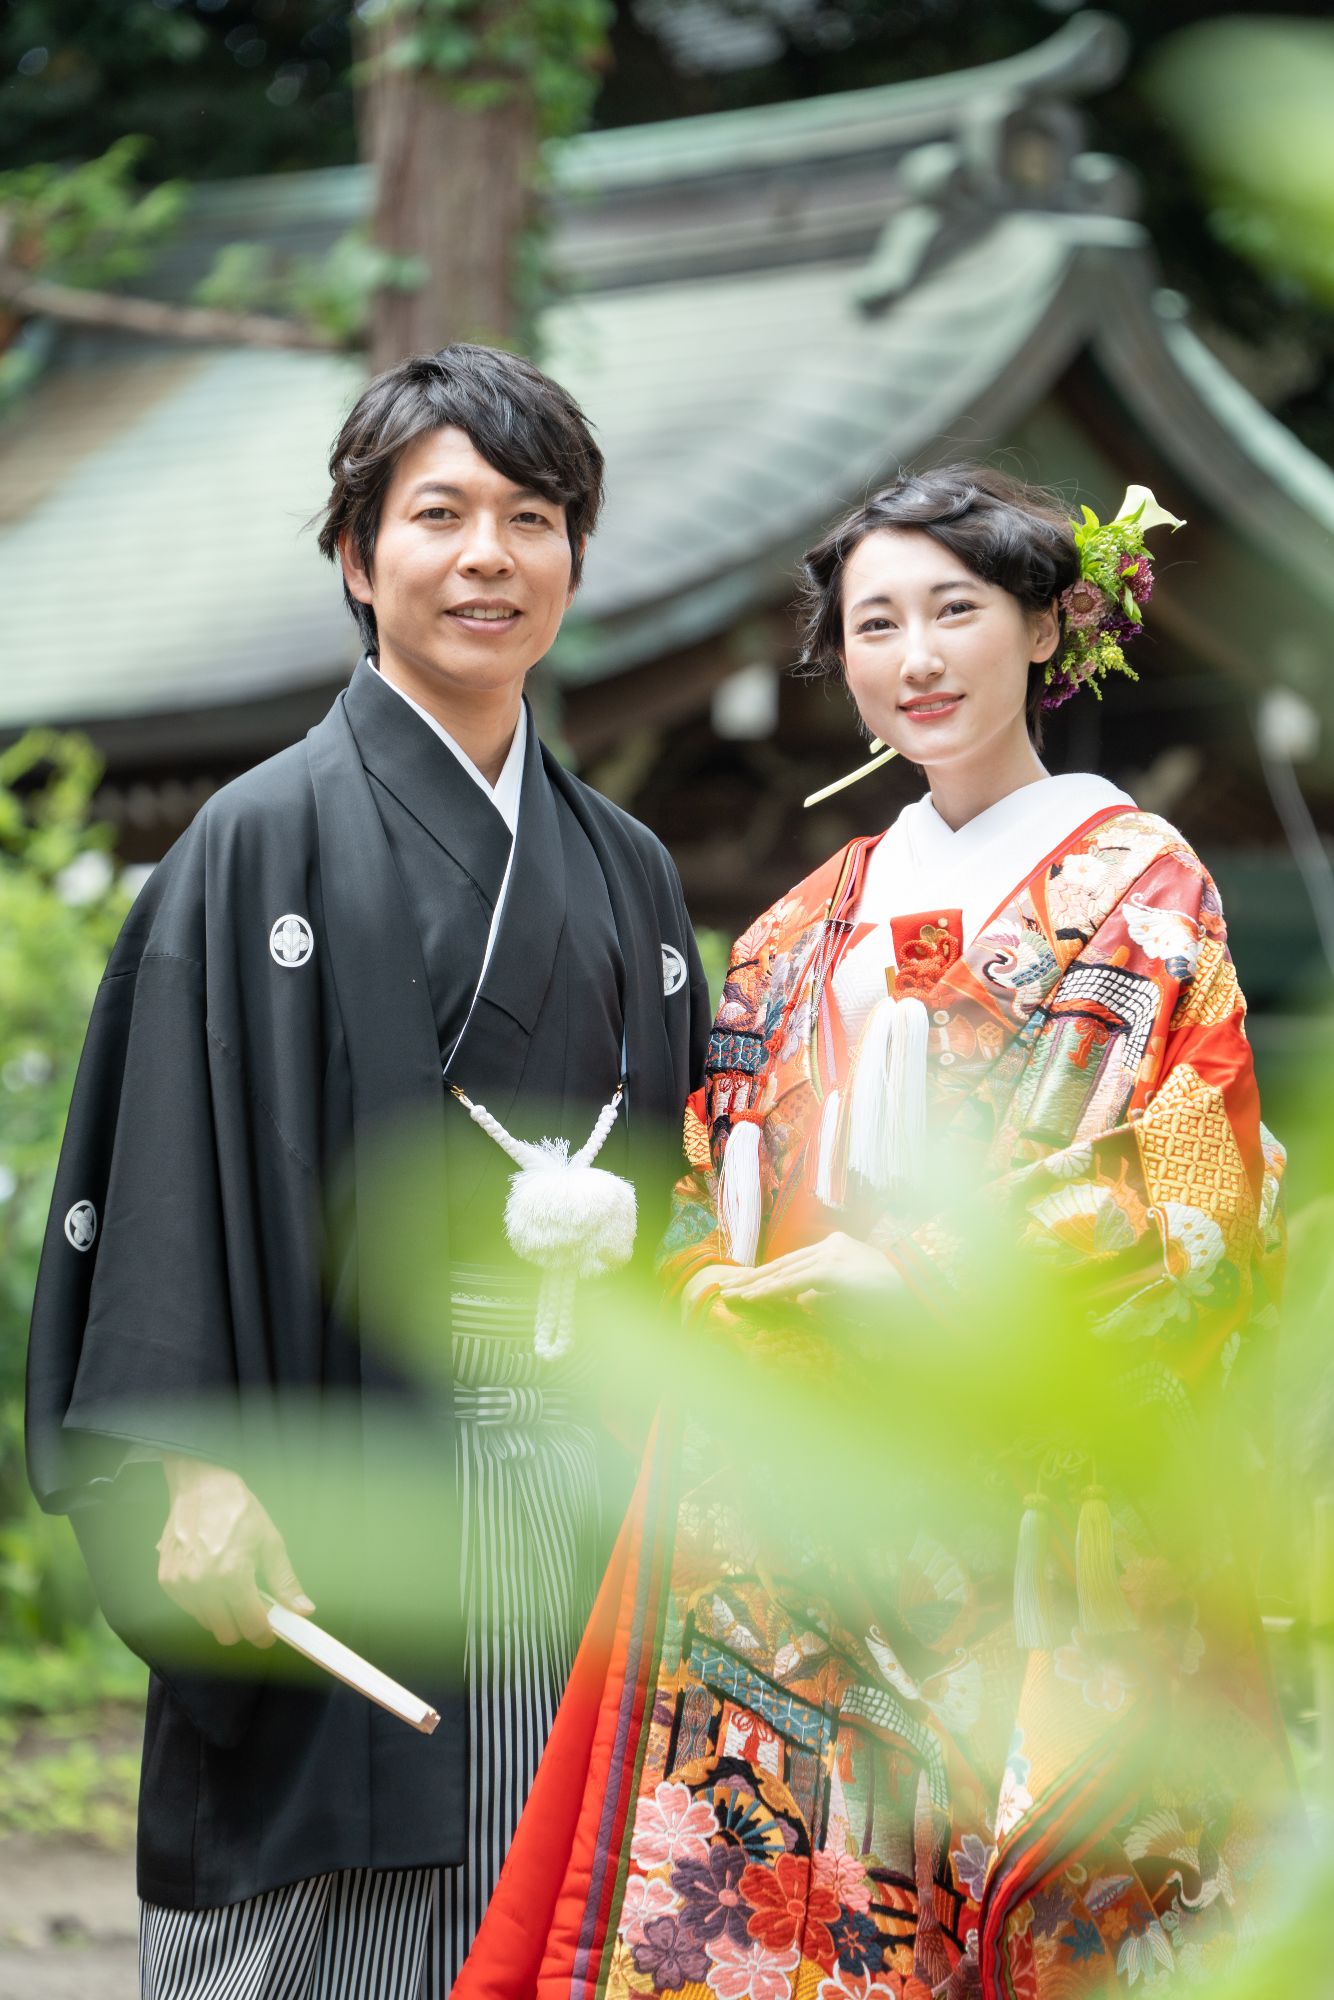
[1114,484,1185,534]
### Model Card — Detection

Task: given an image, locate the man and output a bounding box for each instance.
[26,344,710,1996]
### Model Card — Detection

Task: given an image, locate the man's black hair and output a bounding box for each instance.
[317,343,606,652]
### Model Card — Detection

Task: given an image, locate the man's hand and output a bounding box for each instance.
[157,1456,314,1649]
[715,1231,902,1320]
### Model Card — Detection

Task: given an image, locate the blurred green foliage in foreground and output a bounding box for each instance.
[0,735,134,1679]
[0,736,146,1844]
[1149,19,1334,312]
[1,732,1332,1940]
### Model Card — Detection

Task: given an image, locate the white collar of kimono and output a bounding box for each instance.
[835,773,1133,1030]
[375,664,526,838]
[858,772,1133,939]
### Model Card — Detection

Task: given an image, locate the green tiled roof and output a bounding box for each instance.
[3,11,1333,736]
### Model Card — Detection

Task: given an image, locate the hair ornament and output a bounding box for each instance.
[1042,484,1184,712]
[803,736,899,809]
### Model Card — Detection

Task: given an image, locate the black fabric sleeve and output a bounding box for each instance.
[27,944,269,1743]
[61,951,242,1460]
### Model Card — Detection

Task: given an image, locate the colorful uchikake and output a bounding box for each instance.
[802,482,1185,808]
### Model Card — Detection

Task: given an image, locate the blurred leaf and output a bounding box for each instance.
[0,135,185,290]
[1148,19,1334,308]
[0,733,130,1649]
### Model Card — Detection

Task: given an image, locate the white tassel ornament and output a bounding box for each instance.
[847,997,896,1190]
[453,1085,636,1360]
[814,1087,843,1209]
[719,1116,763,1267]
[845,994,929,1192]
[885,995,928,1183]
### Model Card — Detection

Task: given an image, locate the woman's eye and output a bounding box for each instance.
[857,617,895,634]
[941,600,976,617]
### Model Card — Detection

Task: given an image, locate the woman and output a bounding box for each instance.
[455,468,1295,1999]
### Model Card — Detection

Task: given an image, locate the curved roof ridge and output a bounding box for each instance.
[552,12,1129,194]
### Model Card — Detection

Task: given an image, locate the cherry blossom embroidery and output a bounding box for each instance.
[630,1781,720,1872]
[706,1935,800,2000]
[619,1870,680,1944]
[811,1848,873,1914]
[1054,1633,1138,1713]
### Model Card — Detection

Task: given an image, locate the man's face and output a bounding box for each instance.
[341,425,576,698]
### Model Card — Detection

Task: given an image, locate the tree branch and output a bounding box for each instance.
[0,263,341,352]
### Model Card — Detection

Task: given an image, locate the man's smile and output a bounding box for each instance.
[445,597,522,628]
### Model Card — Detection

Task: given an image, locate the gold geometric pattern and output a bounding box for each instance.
[683,1101,712,1172]
[1134,1062,1254,1258]
[1170,934,1240,1030]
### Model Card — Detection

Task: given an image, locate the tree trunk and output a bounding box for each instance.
[364,13,539,374]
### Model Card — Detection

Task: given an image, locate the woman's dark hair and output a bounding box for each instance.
[797,464,1078,744]
[317,343,606,652]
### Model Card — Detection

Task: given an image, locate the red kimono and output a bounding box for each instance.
[457,800,1294,2000]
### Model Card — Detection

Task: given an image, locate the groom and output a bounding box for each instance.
[27,342,710,1995]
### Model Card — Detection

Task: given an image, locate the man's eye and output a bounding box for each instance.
[418,507,456,522]
[515,511,552,526]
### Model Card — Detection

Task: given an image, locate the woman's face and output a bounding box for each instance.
[839,528,1058,784]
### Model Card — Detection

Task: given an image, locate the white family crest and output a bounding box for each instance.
[661,943,687,997]
[64,1200,98,1252]
[269,914,314,969]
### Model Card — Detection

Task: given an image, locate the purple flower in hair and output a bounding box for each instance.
[1040,675,1081,713]
[1121,554,1154,606]
[1059,579,1111,631]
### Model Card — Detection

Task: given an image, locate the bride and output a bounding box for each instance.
[456,467,1295,2000]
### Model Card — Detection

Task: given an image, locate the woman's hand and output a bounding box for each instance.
[157,1455,314,1648]
[715,1231,902,1320]
[679,1261,756,1335]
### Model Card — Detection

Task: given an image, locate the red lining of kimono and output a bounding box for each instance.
[454,1435,674,1999]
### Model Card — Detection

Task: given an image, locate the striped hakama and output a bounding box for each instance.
[141,1266,604,1998]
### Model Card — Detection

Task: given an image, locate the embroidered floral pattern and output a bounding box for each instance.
[811,1848,873,1914]
[631,1781,720,1872]
[742,1854,839,1965]
[621,1872,681,1944]
[706,1935,800,2000]
[1054,1635,1137,1713]
[672,1843,752,1947]
[620,809,1293,2000]
[632,1914,711,1988]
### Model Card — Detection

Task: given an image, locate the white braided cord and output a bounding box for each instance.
[572,1087,624,1168]
[453,1084,624,1171]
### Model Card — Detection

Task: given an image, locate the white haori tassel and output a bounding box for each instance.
[814,1087,844,1209]
[831,929,897,1041]
[846,994,929,1192]
[846,996,895,1190]
[452,1085,636,1361]
[885,994,928,1183]
[719,1115,763,1267]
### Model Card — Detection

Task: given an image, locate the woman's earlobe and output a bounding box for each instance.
[1032,609,1061,665]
